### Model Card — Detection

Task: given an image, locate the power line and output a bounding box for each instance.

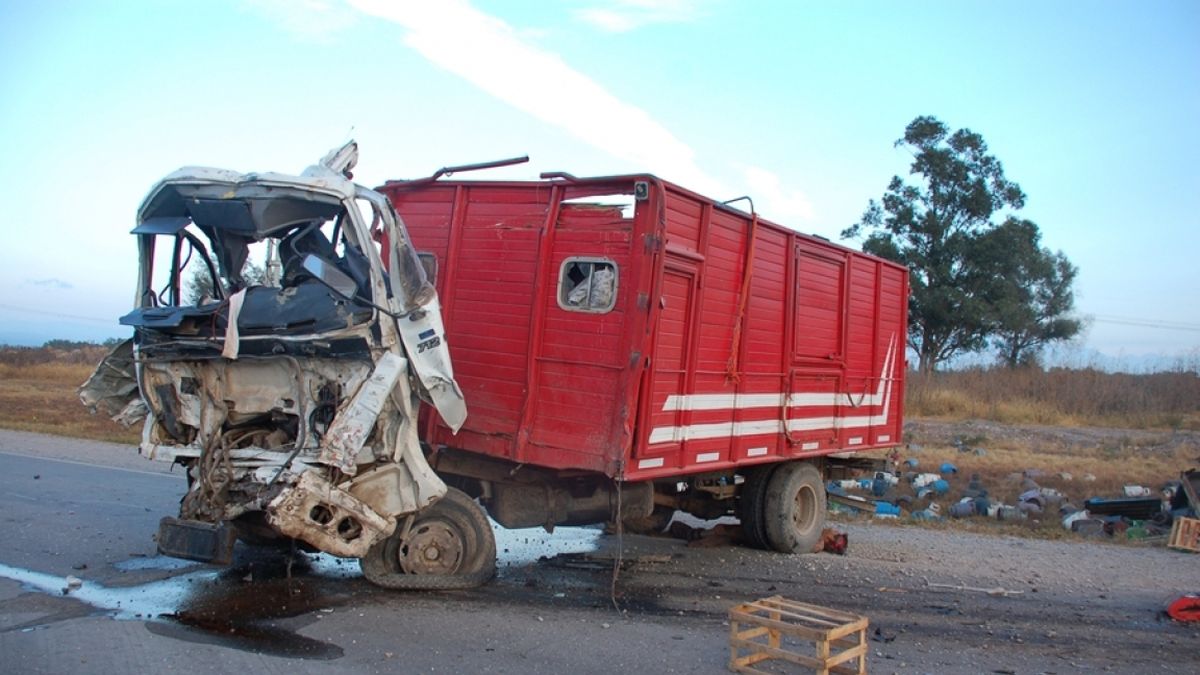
[1090,314,1200,333]
[0,303,117,325]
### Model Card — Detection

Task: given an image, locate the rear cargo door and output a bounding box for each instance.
[524,202,636,470]
[637,256,699,472]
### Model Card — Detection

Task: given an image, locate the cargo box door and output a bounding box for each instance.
[784,370,843,453]
[524,203,636,471]
[637,259,699,472]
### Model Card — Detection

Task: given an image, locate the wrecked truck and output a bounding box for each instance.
[82,142,492,589]
[84,143,908,590]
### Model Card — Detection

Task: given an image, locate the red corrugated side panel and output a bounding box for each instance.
[386,183,547,460]
[628,182,907,481]
[382,176,906,481]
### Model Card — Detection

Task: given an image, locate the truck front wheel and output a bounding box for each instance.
[360,487,496,590]
[763,462,826,553]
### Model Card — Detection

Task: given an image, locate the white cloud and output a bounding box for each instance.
[25,278,73,290]
[346,0,725,195]
[574,8,639,32]
[737,164,815,225]
[573,0,708,32]
[241,0,359,43]
[246,1,812,226]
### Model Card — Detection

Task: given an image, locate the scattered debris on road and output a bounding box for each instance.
[1165,593,1200,622]
[827,453,1199,546]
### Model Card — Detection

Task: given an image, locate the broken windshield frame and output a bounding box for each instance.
[355,187,433,313]
[130,179,433,323]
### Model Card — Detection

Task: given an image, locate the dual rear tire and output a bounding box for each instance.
[739,461,826,553]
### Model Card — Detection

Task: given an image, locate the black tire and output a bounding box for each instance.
[360,487,497,590]
[763,462,826,554]
[738,464,777,550]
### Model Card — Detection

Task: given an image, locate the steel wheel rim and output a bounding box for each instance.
[792,484,818,536]
[398,521,465,575]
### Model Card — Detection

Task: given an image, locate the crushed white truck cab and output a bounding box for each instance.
[81,143,493,588]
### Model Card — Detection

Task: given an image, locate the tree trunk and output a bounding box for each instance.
[918,351,936,374]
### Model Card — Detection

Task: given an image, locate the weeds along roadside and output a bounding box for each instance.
[0,349,139,445]
[906,366,1200,431]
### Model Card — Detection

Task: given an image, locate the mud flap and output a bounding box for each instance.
[157,517,237,565]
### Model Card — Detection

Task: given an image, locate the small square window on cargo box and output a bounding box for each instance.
[558,258,617,313]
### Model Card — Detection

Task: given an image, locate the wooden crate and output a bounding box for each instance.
[1169,517,1200,553]
[729,596,868,674]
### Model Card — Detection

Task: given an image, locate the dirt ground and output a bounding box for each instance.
[905,418,1200,456]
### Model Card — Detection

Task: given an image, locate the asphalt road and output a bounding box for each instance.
[0,434,728,674]
[1,430,1197,674]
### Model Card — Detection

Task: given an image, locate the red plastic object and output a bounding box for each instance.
[381,174,908,481]
[1166,594,1200,622]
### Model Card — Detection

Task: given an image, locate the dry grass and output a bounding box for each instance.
[907,366,1200,430]
[0,346,140,445]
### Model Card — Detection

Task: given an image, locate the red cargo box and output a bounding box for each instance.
[380,175,907,482]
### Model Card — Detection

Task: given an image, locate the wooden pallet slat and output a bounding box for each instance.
[742,603,847,627]
[739,598,863,624]
[729,596,868,675]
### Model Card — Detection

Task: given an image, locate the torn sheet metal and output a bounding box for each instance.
[78,338,143,425]
[389,369,447,509]
[348,463,426,519]
[317,351,405,474]
[395,296,466,432]
[267,470,395,558]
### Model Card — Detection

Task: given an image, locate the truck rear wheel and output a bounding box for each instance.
[360,487,496,590]
[763,462,825,553]
[738,464,776,549]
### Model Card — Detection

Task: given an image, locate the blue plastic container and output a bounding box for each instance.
[874,502,901,517]
[871,477,890,497]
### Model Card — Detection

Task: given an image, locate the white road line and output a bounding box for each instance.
[0,451,183,479]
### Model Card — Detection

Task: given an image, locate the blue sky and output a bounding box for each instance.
[1,0,1197,366]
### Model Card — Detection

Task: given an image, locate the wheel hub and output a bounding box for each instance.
[398,521,465,575]
[792,485,817,534]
